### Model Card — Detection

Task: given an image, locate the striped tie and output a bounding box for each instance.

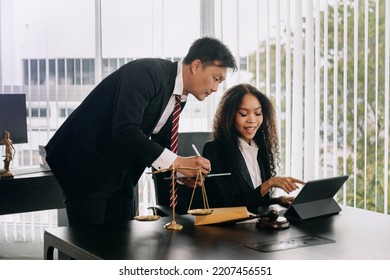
[170,95,181,154]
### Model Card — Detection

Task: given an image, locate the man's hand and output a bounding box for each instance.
[178,177,202,188]
[172,156,211,177]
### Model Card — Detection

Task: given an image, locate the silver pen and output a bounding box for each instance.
[163,173,231,180]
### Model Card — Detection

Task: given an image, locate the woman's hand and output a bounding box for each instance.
[260,176,305,196]
[276,196,295,207]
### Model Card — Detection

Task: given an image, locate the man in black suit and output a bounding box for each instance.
[45,37,237,225]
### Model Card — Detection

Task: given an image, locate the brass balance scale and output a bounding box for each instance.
[134,165,212,230]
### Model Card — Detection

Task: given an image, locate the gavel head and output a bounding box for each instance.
[267,207,279,222]
[256,206,290,230]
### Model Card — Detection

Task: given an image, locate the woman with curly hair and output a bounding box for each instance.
[202,83,304,213]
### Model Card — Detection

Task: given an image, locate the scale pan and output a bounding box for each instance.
[187,209,213,216]
[134,215,160,221]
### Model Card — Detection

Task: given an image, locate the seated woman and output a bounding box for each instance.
[201,83,304,214]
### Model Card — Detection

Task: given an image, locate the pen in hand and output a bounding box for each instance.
[192,144,201,156]
[192,144,212,175]
[192,144,206,177]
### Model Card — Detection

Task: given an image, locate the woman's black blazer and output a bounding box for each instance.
[202,140,271,213]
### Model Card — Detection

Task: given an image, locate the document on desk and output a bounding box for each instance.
[194,206,254,226]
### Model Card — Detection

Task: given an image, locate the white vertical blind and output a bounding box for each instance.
[323,1,329,178]
[374,0,379,211]
[385,0,390,214]
[275,0,282,149]
[285,0,292,176]
[292,0,303,179]
[266,0,271,97]
[333,0,339,178]
[304,0,315,180]
[200,0,215,37]
[216,0,389,215]
[353,0,359,207]
[94,0,102,83]
[315,0,321,179]
[342,0,349,205]
[363,0,368,208]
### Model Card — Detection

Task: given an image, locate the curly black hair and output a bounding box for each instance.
[211,83,279,177]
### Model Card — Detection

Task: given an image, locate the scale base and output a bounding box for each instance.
[0,170,13,179]
[164,220,183,230]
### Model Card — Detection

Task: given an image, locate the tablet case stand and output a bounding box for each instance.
[284,197,342,221]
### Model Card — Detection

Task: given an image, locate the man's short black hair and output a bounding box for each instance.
[183,37,237,71]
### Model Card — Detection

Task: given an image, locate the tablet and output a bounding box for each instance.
[283,175,349,221]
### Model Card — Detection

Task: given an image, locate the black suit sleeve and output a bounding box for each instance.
[110,60,172,167]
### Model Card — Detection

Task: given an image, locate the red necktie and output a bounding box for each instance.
[170,95,181,154]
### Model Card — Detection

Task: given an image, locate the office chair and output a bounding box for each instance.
[152,132,211,216]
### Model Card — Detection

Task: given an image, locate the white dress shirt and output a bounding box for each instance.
[151,61,187,170]
[238,137,262,189]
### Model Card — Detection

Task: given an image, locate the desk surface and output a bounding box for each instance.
[0,172,64,215]
[44,206,390,260]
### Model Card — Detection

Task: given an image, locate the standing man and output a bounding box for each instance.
[45,37,237,225]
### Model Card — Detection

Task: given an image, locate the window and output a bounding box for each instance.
[82,59,95,85]
[23,58,95,86]
[59,108,75,118]
[29,108,48,118]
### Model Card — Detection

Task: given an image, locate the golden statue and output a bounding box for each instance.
[1,130,15,178]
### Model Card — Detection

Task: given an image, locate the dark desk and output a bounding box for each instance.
[44,206,390,260]
[0,172,65,215]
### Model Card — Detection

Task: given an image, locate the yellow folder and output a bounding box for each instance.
[194,206,252,226]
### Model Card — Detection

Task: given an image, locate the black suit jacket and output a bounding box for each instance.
[202,140,271,213]
[45,59,180,198]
